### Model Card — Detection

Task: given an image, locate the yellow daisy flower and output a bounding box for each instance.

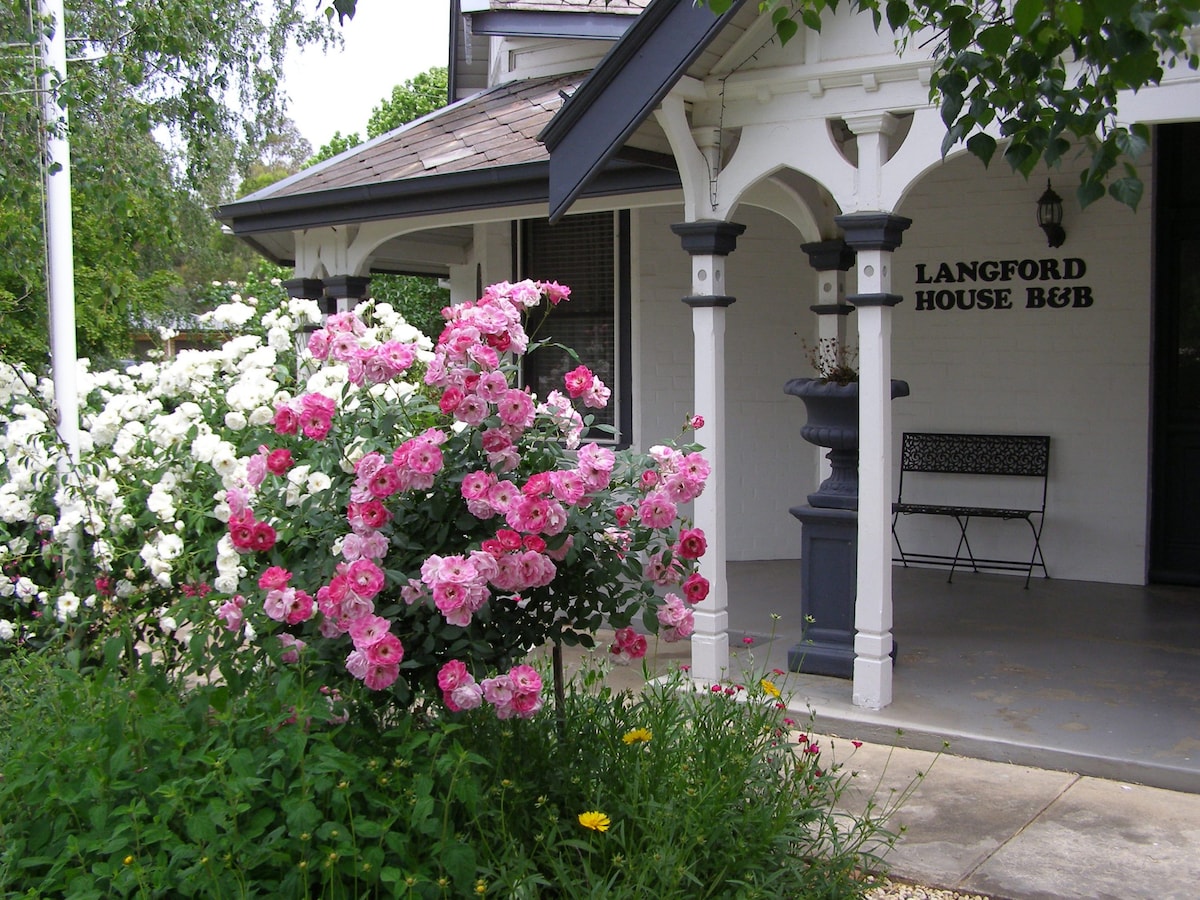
[622,727,653,745]
[578,810,612,832]
[760,678,782,698]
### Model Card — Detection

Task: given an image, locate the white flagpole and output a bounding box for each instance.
[40,0,80,464]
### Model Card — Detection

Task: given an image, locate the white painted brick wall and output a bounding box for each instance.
[893,152,1152,584]
[630,149,1151,584]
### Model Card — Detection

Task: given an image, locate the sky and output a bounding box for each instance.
[281,1,452,152]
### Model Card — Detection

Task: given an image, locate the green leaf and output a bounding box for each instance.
[976,25,1013,56]
[1002,140,1035,172]
[1114,127,1150,160]
[1076,176,1106,208]
[1058,1,1084,36]
[776,18,799,44]
[886,0,910,31]
[1012,0,1044,35]
[940,90,964,129]
[965,133,998,167]
[948,16,975,52]
[1108,175,1144,210]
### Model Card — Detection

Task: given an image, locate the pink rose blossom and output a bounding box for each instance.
[278,633,306,664]
[637,490,677,529]
[258,566,292,592]
[346,558,386,600]
[363,663,400,691]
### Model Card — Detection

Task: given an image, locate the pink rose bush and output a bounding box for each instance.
[218,280,710,715]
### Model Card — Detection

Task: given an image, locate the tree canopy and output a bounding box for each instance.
[0,0,336,371]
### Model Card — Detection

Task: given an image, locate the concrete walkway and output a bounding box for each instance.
[826,732,1200,900]
[546,637,1200,900]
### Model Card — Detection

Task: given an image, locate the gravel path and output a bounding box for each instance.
[863,877,999,899]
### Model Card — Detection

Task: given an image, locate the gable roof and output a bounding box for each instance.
[539,0,746,222]
[214,69,679,257]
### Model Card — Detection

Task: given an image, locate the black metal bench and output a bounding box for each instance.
[892,432,1050,588]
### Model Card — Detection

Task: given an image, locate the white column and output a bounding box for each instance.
[690,295,730,682]
[837,214,911,709]
[670,221,746,684]
[853,248,894,708]
[41,0,79,465]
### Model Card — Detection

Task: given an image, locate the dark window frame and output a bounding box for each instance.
[516,210,632,448]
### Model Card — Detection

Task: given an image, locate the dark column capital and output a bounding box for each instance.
[810,303,854,316]
[800,238,855,272]
[681,294,737,308]
[322,275,372,301]
[846,292,904,308]
[282,277,324,300]
[670,220,747,256]
[834,213,912,252]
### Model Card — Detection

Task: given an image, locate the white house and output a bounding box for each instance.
[216,0,1200,709]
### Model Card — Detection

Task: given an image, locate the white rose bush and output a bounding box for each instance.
[1,276,710,714]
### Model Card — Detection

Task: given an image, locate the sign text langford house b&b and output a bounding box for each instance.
[913,258,1093,311]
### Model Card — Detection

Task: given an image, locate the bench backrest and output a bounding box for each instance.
[899,433,1050,477]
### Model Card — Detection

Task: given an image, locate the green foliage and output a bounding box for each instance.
[307,130,363,166]
[366,68,450,138]
[0,650,903,898]
[369,274,449,345]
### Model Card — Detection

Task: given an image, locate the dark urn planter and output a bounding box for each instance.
[783,375,909,678]
[782,377,911,510]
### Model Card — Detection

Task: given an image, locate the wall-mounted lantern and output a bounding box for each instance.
[1037,179,1066,248]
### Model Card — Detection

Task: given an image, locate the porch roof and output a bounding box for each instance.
[213,71,681,268]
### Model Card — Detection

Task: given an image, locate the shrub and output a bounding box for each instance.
[0,651,897,899]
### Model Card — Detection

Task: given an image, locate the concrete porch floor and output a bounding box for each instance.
[716,561,1200,794]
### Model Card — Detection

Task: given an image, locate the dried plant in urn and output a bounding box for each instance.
[804,337,858,385]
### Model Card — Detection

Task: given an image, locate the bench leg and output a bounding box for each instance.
[1023,515,1049,589]
[892,512,911,568]
[947,514,979,583]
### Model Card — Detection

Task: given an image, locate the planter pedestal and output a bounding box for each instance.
[784,378,909,678]
[787,505,858,677]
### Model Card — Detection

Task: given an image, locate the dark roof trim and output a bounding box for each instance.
[214,159,680,236]
[468,10,636,39]
[539,0,746,223]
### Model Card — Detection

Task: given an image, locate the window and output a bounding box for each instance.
[520,210,631,446]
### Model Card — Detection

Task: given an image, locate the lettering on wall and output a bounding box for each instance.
[913,258,1092,310]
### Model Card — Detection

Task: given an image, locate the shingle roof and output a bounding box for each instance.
[256,72,583,201]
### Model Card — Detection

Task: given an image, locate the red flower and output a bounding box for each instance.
[682,572,709,603]
[249,521,277,553]
[675,527,707,560]
[266,448,294,476]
